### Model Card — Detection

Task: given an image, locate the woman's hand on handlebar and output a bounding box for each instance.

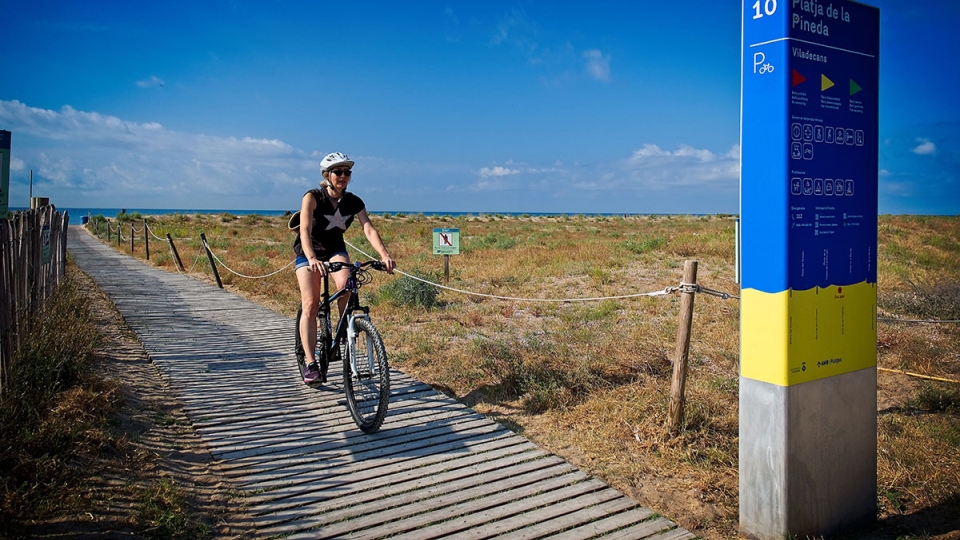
[323,261,345,274]
[308,255,326,276]
[379,255,396,274]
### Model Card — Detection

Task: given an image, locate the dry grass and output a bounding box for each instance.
[0,261,247,538]
[89,212,960,539]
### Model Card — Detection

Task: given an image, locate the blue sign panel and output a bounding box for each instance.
[742,1,878,293]
[741,0,879,386]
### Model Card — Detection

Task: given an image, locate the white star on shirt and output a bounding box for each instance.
[325,209,350,231]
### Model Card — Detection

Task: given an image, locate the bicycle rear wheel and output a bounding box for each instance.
[316,313,332,381]
[343,317,390,433]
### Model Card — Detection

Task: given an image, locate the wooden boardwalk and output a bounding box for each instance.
[68,227,695,540]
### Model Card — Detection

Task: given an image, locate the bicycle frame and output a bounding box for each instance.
[319,261,379,378]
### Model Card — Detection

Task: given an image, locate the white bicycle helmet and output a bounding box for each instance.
[320,152,354,173]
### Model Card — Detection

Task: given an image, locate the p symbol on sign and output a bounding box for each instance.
[753,52,765,73]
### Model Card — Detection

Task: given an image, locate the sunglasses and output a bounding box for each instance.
[330,169,352,177]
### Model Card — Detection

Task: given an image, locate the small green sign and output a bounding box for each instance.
[41,224,51,264]
[433,228,460,255]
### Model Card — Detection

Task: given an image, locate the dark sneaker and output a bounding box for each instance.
[303,362,321,384]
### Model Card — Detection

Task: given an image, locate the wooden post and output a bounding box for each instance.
[144,219,150,260]
[667,260,698,436]
[129,224,135,253]
[200,232,223,288]
[443,254,450,284]
[166,233,183,271]
[107,222,111,242]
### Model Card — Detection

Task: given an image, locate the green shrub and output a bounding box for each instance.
[374,270,441,309]
[624,236,667,255]
[910,382,960,413]
[473,232,518,250]
[880,279,960,321]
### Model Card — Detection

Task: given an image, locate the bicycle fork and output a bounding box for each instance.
[345,312,377,379]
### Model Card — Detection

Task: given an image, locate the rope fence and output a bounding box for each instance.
[202,235,295,279]
[81,216,960,433]
[85,216,960,324]
[343,239,741,303]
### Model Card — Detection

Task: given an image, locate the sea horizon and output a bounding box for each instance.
[11,206,729,220]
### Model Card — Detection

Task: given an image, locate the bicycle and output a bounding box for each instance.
[295,260,390,434]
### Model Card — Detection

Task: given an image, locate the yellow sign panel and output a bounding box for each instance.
[741,282,876,386]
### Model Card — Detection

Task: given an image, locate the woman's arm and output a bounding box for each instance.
[299,193,327,275]
[356,209,395,274]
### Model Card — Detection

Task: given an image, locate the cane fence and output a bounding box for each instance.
[0,206,69,395]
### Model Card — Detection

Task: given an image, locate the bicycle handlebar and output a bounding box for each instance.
[324,260,385,273]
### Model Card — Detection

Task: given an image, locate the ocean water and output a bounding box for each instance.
[12,207,694,220]
[37,207,293,219]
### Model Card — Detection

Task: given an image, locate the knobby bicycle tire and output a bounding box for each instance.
[317,313,332,380]
[343,317,390,433]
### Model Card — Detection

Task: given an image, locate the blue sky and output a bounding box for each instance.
[1,1,957,215]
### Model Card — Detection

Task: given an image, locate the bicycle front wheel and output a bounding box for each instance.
[343,318,390,433]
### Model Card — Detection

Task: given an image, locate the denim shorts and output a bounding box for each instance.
[295,255,310,270]
[295,252,348,270]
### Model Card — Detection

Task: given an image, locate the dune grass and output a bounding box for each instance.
[87,212,960,538]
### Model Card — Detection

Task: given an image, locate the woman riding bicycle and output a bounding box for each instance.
[293,151,395,383]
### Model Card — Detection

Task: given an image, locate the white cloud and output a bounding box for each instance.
[464,144,739,211]
[136,75,165,88]
[912,139,936,155]
[619,143,741,189]
[0,99,742,213]
[478,166,520,178]
[0,99,313,208]
[582,49,611,81]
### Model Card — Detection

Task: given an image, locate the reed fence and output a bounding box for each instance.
[0,206,69,394]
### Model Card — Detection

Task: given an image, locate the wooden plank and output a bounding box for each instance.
[542,510,665,540]
[347,467,589,540]
[594,517,679,540]
[386,479,616,540]
[272,462,582,539]
[235,422,512,498]
[491,498,640,540]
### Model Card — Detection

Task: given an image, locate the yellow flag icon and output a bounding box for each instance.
[821,74,835,91]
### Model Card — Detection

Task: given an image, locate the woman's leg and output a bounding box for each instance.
[329,253,351,317]
[297,266,322,365]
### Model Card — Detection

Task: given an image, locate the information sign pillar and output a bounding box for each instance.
[740,1,879,537]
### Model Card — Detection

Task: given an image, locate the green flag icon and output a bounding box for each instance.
[850,79,862,96]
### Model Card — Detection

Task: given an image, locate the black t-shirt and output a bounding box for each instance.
[293,188,365,259]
